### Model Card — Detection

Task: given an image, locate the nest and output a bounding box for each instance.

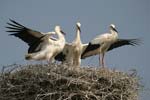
[0,63,139,100]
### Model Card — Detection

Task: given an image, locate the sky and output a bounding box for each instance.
[0,0,149,99]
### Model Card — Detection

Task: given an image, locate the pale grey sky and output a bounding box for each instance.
[0,0,149,99]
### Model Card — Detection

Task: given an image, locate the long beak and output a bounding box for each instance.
[60,30,66,35]
[112,27,118,33]
[77,25,81,33]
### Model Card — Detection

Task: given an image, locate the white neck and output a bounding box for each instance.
[57,31,64,39]
[110,28,118,34]
[76,29,81,40]
[110,29,118,39]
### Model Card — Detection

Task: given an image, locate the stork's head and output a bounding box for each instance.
[110,24,118,33]
[55,26,66,35]
[76,22,81,33]
[55,26,61,32]
[76,22,81,27]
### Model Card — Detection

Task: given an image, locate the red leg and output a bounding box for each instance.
[101,53,105,68]
[99,54,101,66]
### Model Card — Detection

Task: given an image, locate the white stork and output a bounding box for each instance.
[6,19,66,62]
[55,22,87,66]
[81,24,140,67]
[71,22,83,66]
[55,43,88,65]
[55,24,140,67]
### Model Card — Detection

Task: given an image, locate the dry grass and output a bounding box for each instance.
[0,63,139,100]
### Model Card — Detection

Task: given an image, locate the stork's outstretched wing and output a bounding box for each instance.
[81,38,141,59]
[6,19,43,46]
[107,39,141,51]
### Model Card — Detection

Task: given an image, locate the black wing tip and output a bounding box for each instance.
[9,18,18,24]
[6,19,27,33]
[119,38,142,46]
[8,33,17,37]
[5,26,22,30]
[8,19,18,25]
[129,38,142,46]
[8,33,15,35]
[6,30,19,32]
[7,19,25,28]
[9,18,14,22]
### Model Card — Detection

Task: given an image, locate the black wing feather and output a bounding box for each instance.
[6,19,43,46]
[81,43,100,57]
[107,39,141,51]
[55,52,66,61]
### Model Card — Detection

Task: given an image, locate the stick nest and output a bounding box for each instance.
[0,64,139,100]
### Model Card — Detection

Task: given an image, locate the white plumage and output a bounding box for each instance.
[25,26,66,62]
[6,19,66,62]
[55,24,140,67]
[71,22,83,66]
[55,22,85,66]
[82,24,119,67]
[81,24,141,68]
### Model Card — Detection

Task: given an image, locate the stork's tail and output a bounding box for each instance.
[25,54,32,60]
